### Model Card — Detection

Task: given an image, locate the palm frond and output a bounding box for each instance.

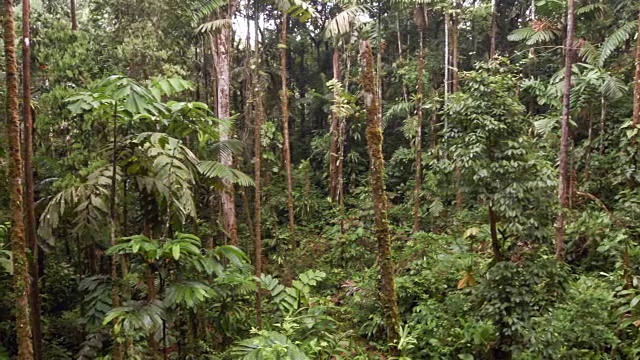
[198,161,254,187]
[598,20,637,66]
[195,18,232,35]
[324,5,371,39]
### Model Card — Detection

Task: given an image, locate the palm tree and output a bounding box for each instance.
[5,0,35,357]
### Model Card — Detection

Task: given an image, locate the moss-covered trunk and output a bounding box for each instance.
[5,0,35,357]
[359,39,401,348]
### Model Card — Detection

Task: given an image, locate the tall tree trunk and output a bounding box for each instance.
[489,0,497,58]
[444,11,450,105]
[109,104,123,360]
[253,0,264,328]
[413,6,427,233]
[22,0,42,357]
[555,0,575,261]
[359,39,401,349]
[451,1,463,211]
[216,2,238,246]
[632,4,640,129]
[5,0,35,357]
[70,0,77,31]
[329,49,340,203]
[451,0,460,93]
[280,14,296,239]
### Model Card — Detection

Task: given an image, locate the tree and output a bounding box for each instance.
[215,0,239,246]
[633,4,640,129]
[556,0,575,261]
[70,0,78,30]
[5,0,35,357]
[413,3,427,232]
[280,12,296,243]
[360,38,401,348]
[22,0,43,357]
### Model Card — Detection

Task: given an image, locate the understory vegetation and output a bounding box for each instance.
[1,0,640,359]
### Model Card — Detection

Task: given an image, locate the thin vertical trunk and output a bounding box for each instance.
[397,14,408,102]
[22,0,42,357]
[632,4,640,129]
[413,6,427,233]
[555,0,575,261]
[444,11,450,106]
[490,0,497,58]
[109,104,123,360]
[451,0,463,211]
[451,0,460,93]
[5,0,34,357]
[599,96,606,154]
[216,2,238,246]
[70,0,77,31]
[254,0,263,329]
[360,39,401,349]
[329,49,340,203]
[280,14,296,239]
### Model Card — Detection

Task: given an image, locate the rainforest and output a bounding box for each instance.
[1,0,640,359]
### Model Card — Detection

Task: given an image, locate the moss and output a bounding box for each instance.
[360,39,401,349]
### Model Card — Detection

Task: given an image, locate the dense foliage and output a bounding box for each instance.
[1,0,640,359]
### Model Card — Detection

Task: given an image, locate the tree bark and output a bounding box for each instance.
[555,0,575,261]
[488,204,503,262]
[413,6,427,233]
[489,0,497,58]
[215,2,238,246]
[253,2,264,328]
[22,0,42,357]
[5,0,35,357]
[359,39,401,348]
[109,104,123,360]
[632,4,640,129]
[70,0,77,31]
[329,49,340,203]
[280,14,296,239]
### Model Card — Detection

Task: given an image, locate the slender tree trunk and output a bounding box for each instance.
[451,0,460,93]
[632,4,640,129]
[280,14,295,239]
[444,11,450,105]
[70,0,77,31]
[109,104,123,360]
[413,7,427,233]
[22,0,42,357]
[360,39,401,349]
[490,0,497,58]
[5,0,34,357]
[254,1,263,328]
[397,14,408,102]
[215,2,238,246]
[451,1,463,211]
[555,0,575,261]
[329,49,340,203]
